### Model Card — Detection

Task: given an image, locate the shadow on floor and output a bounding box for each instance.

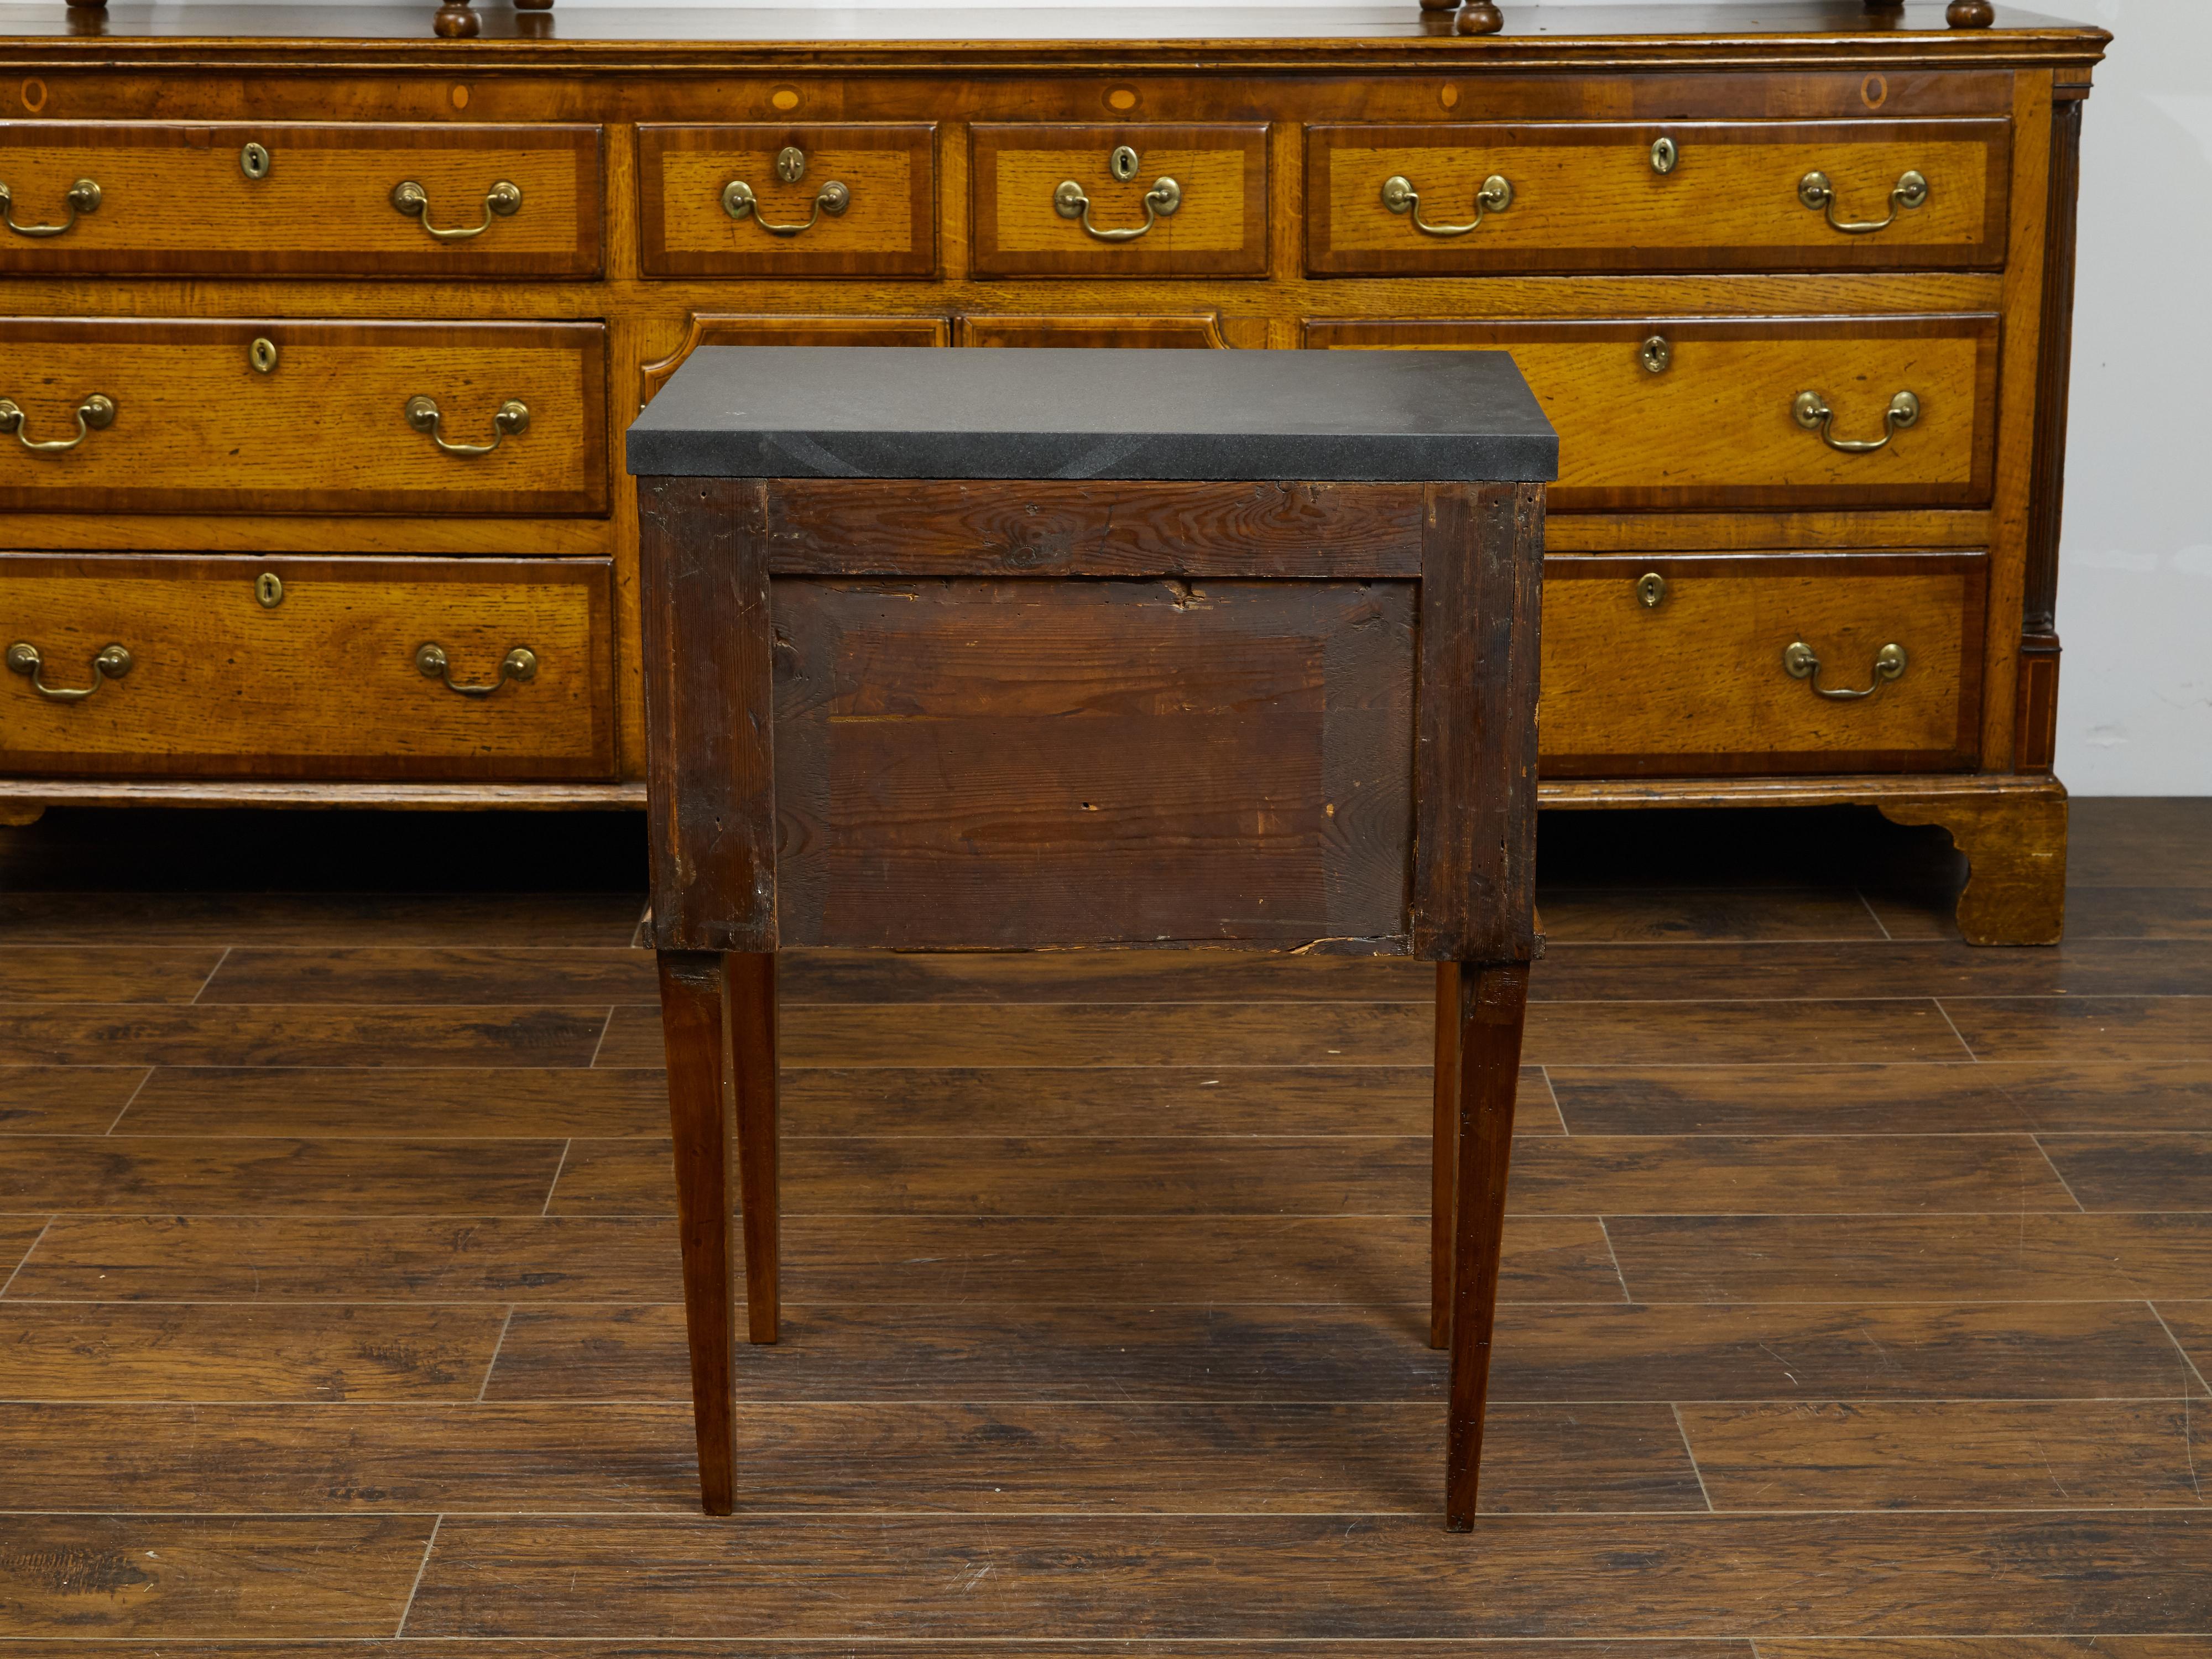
[0,802,1968,921]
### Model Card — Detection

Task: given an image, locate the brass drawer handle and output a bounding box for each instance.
[0,393,114,453]
[389,178,522,242]
[405,395,529,457]
[722,143,852,237]
[1381,172,1512,237]
[1793,389,1918,454]
[0,176,100,238]
[1052,145,1180,243]
[1798,168,1928,234]
[416,642,537,698]
[1785,639,1907,701]
[1054,176,1180,242]
[7,640,131,702]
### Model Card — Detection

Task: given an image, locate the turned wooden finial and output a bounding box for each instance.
[1457,1,1504,33]
[1418,0,1458,10]
[1946,0,1995,24]
[432,0,479,35]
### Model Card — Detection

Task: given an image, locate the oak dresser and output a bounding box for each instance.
[0,3,2107,943]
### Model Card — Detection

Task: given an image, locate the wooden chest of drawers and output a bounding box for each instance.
[0,4,2107,943]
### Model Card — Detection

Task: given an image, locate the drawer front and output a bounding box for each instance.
[0,555,615,779]
[956,314,1226,348]
[971,124,1268,278]
[0,122,601,278]
[1306,316,1997,511]
[1541,552,1987,776]
[640,314,949,409]
[1306,119,2009,275]
[638,124,936,278]
[0,319,607,517]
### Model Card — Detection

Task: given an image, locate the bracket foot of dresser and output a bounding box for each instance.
[1870,781,2068,946]
[1539,774,2068,946]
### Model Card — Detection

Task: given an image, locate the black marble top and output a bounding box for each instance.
[625,347,1558,483]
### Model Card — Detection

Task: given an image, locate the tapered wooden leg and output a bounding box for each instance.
[1445,959,1531,1531]
[1430,961,1460,1350]
[658,949,738,1515]
[726,949,780,1344]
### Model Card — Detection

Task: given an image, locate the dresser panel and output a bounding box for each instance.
[969,124,1269,278]
[1539,552,1987,776]
[0,554,615,779]
[1306,315,1997,511]
[1307,119,2010,275]
[0,318,608,517]
[638,124,936,278]
[0,122,602,277]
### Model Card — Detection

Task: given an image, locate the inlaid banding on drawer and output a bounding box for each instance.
[0,554,615,780]
[1305,314,1999,512]
[1538,551,1987,777]
[970,123,1269,278]
[1306,118,2010,275]
[0,122,602,277]
[638,124,936,278]
[0,318,608,517]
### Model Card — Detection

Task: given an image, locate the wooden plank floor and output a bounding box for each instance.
[2,799,2210,1651]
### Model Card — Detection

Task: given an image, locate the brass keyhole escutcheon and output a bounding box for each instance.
[1109,144,1140,182]
[1640,336,1671,375]
[255,571,284,609]
[249,337,279,374]
[775,145,806,184]
[240,142,272,180]
[1636,572,1667,609]
[1650,135,1678,174]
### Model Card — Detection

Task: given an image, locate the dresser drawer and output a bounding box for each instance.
[1305,315,1996,510]
[0,319,607,517]
[0,555,614,779]
[638,124,936,278]
[0,122,601,278]
[970,124,1267,278]
[1540,552,1986,776]
[1306,119,2008,275]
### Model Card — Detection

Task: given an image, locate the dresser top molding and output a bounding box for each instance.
[0,4,2109,75]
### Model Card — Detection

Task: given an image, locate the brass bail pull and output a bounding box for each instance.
[389,178,523,242]
[1380,172,1512,237]
[0,393,115,454]
[0,176,100,238]
[1784,640,1908,701]
[720,175,853,237]
[1798,168,1928,234]
[1793,389,1919,455]
[415,642,538,698]
[7,641,132,702]
[1054,147,1181,243]
[404,395,530,458]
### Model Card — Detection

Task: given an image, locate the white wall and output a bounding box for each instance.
[2032,0,2210,794]
[17,0,2199,789]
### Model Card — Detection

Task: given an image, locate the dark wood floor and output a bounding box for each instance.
[2,799,2209,1651]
